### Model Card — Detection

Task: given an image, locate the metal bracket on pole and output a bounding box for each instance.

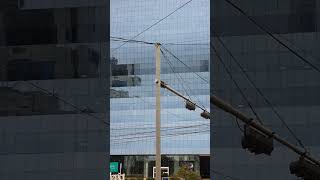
[210,95,320,167]
[157,80,210,116]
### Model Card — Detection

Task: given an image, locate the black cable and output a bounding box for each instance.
[213,32,306,150]
[111,122,209,131]
[111,36,211,47]
[276,34,320,63]
[111,119,207,131]
[111,129,211,145]
[160,49,209,112]
[112,126,210,144]
[161,45,209,84]
[235,117,244,133]
[110,36,155,45]
[160,49,192,100]
[112,128,210,141]
[110,39,152,45]
[0,66,109,126]
[114,85,210,140]
[223,0,320,73]
[25,81,109,126]
[111,0,194,53]
[132,95,197,121]
[163,42,209,46]
[160,49,207,111]
[111,123,210,140]
[210,43,264,125]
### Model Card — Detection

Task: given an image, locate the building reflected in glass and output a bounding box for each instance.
[111,0,210,178]
[0,0,109,179]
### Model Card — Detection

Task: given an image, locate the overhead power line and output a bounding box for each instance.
[158,80,210,117]
[211,95,320,167]
[161,45,209,84]
[111,36,210,46]
[164,42,209,46]
[276,34,320,63]
[111,122,209,131]
[160,49,193,100]
[111,129,210,145]
[234,117,244,132]
[112,127,210,141]
[111,123,209,140]
[111,36,155,45]
[212,32,306,150]
[0,66,109,126]
[132,94,204,121]
[223,0,320,73]
[26,82,109,125]
[160,48,208,111]
[210,42,263,124]
[111,0,194,53]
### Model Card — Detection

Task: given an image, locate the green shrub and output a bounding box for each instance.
[174,165,201,180]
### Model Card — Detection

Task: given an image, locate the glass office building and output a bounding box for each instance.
[111,0,210,178]
[0,1,109,180]
[211,0,320,179]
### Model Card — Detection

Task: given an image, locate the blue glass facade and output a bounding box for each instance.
[111,0,210,156]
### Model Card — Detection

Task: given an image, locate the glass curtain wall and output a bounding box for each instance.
[111,0,210,178]
[0,1,109,180]
[211,0,320,179]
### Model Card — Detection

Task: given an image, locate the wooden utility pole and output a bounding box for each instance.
[155,43,161,180]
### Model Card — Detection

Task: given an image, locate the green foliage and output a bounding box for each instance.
[174,165,201,180]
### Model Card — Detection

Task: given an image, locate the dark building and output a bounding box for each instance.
[211,0,320,179]
[0,0,109,179]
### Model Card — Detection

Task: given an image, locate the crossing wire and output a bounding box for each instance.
[111,123,209,131]
[223,0,320,73]
[111,123,210,140]
[132,94,201,122]
[111,36,211,46]
[160,48,208,111]
[111,122,210,143]
[210,43,264,125]
[110,36,155,45]
[212,31,306,150]
[275,33,320,63]
[235,117,244,133]
[111,38,210,112]
[160,49,193,101]
[111,129,211,145]
[111,0,194,54]
[0,66,109,126]
[161,45,209,84]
